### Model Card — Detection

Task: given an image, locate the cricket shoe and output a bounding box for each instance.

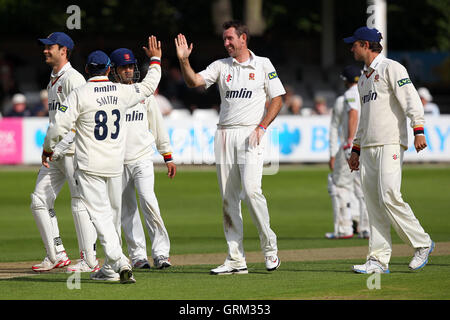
[67,259,100,273]
[119,265,136,284]
[154,256,171,269]
[133,259,151,269]
[32,251,71,272]
[265,256,280,271]
[90,269,120,282]
[210,264,248,275]
[409,241,435,271]
[352,257,390,274]
[325,232,354,239]
[358,230,370,239]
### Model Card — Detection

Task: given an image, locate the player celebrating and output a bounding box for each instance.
[175,21,286,275]
[326,65,369,240]
[345,27,434,273]
[42,36,163,283]
[32,32,98,273]
[109,48,175,270]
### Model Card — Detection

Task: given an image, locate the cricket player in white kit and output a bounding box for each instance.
[326,65,369,240]
[109,48,175,270]
[175,21,285,275]
[345,27,434,273]
[32,32,98,273]
[43,36,163,283]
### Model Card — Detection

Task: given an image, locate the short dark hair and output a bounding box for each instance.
[357,40,383,53]
[86,65,109,77]
[222,20,250,44]
[57,44,72,60]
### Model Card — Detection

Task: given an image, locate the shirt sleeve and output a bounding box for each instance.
[198,60,222,89]
[43,89,80,152]
[121,58,162,108]
[146,95,173,156]
[387,61,425,134]
[344,90,360,113]
[329,96,343,157]
[263,58,286,99]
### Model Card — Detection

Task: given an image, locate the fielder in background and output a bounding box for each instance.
[345,27,434,274]
[175,20,285,275]
[32,32,98,273]
[42,36,163,284]
[326,65,370,240]
[109,47,175,270]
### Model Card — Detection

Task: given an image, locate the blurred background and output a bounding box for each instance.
[0,0,449,164]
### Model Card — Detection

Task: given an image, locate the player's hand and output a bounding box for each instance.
[329,156,335,171]
[249,127,265,149]
[342,143,352,160]
[348,152,360,171]
[143,35,162,58]
[175,34,193,61]
[414,135,427,153]
[166,162,176,179]
[41,154,52,168]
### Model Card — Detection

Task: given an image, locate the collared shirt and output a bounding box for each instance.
[46,61,86,155]
[199,50,286,126]
[44,61,161,177]
[124,95,172,164]
[354,54,425,149]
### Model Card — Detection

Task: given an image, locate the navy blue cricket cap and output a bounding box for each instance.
[343,26,382,44]
[110,48,137,67]
[340,65,362,83]
[86,50,111,73]
[38,32,74,50]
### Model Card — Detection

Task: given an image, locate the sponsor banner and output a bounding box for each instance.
[23,118,49,164]
[0,118,23,164]
[6,115,450,165]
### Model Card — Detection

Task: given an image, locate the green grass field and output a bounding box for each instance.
[0,164,449,303]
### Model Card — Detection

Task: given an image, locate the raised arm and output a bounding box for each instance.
[175,33,205,88]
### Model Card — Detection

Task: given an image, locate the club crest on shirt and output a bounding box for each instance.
[393,154,398,160]
[249,73,255,80]
[57,86,63,93]
[374,74,380,82]
[226,74,232,82]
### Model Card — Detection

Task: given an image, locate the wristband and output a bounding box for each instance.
[258,124,267,132]
[351,144,360,156]
[162,152,173,163]
[42,149,53,157]
[413,126,424,135]
[150,57,161,66]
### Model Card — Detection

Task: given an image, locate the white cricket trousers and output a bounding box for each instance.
[330,148,369,235]
[215,126,278,268]
[360,144,431,267]
[121,158,170,264]
[74,169,130,273]
[30,155,96,263]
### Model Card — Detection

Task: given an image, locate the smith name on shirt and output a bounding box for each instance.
[96,95,118,107]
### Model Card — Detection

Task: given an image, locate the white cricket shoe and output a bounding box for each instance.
[119,265,136,284]
[153,256,171,269]
[409,241,435,271]
[90,269,120,282]
[210,264,248,275]
[133,259,151,269]
[32,251,71,272]
[352,257,390,274]
[67,259,100,273]
[265,256,281,271]
[325,232,354,239]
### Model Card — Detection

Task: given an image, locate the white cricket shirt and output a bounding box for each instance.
[354,54,425,150]
[46,62,86,154]
[199,50,285,126]
[329,85,361,157]
[44,60,161,177]
[124,95,172,164]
